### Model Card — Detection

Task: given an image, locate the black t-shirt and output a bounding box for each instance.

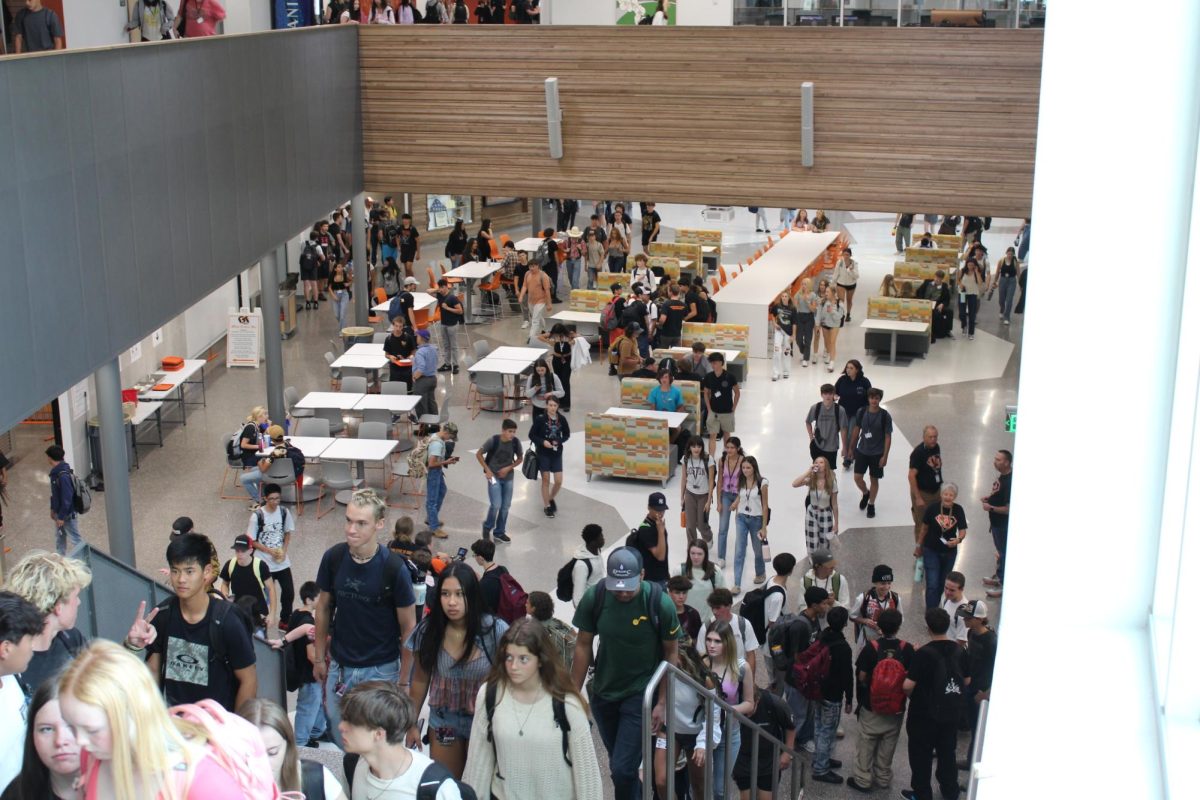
[622,299,648,329]
[446,229,468,257]
[966,628,998,693]
[396,226,419,261]
[316,544,416,668]
[287,609,317,685]
[898,213,915,228]
[660,298,687,337]
[642,210,662,245]
[908,443,943,493]
[733,690,794,778]
[474,4,491,22]
[479,564,509,615]
[921,501,968,553]
[240,423,262,467]
[702,371,739,414]
[854,636,915,713]
[986,472,1012,530]
[220,557,271,617]
[18,628,86,698]
[543,238,560,266]
[147,599,257,710]
[390,291,416,324]
[437,291,464,326]
[771,303,795,330]
[684,288,702,321]
[631,516,669,582]
[907,640,966,722]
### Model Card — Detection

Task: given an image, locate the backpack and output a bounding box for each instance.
[855,407,892,450]
[928,645,966,723]
[790,639,831,700]
[299,241,318,273]
[590,581,663,639]
[424,0,441,21]
[495,570,529,624]
[802,572,842,601]
[324,543,404,618]
[868,640,909,716]
[738,584,784,644]
[600,299,619,331]
[543,618,577,671]
[856,589,899,638]
[407,435,432,479]
[299,759,325,800]
[555,556,593,602]
[168,699,287,800]
[485,680,572,781]
[767,613,812,674]
[535,239,551,268]
[344,753,477,800]
[225,427,246,460]
[69,470,92,515]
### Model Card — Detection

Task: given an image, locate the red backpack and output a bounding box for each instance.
[495,571,529,624]
[790,640,831,700]
[868,640,909,715]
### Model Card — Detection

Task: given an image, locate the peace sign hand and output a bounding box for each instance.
[126,601,160,650]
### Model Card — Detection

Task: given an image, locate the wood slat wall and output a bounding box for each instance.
[360,26,1042,217]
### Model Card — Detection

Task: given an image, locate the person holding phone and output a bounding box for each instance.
[476,419,523,545]
[425,423,459,538]
[792,457,839,554]
[529,397,570,518]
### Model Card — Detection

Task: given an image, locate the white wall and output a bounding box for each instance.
[223,0,274,35]
[544,0,618,25]
[677,0,733,26]
[61,0,129,48]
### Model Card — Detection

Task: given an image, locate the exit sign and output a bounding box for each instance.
[1004,405,1017,434]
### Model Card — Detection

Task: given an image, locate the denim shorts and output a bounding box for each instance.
[428,706,474,746]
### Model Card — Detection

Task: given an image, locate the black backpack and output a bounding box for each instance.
[424,0,441,21]
[738,584,784,643]
[555,556,593,602]
[484,680,572,780]
[928,645,966,723]
[535,238,552,268]
[344,753,477,800]
[300,759,325,800]
[767,613,812,674]
[299,241,318,272]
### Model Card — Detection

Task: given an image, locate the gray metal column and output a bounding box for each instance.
[352,192,370,325]
[531,198,546,236]
[94,358,135,566]
[259,250,286,424]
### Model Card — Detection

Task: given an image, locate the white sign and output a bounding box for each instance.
[226,307,262,369]
[152,328,163,346]
[129,342,142,362]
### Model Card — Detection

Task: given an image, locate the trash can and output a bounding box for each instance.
[87,415,134,481]
[279,290,297,339]
[341,326,374,351]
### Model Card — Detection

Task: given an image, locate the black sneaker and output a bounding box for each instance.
[867,503,876,518]
[451,366,460,375]
[811,771,843,784]
[493,532,511,543]
[545,506,555,518]
[846,776,872,793]
[437,364,452,372]
[859,493,870,510]
[829,758,843,769]
[550,499,557,513]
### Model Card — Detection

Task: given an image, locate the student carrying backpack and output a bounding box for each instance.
[344,753,478,800]
[868,640,910,716]
[169,699,286,800]
[495,572,529,624]
[407,434,432,479]
[555,556,593,602]
[739,584,784,644]
[790,637,832,700]
[766,612,813,675]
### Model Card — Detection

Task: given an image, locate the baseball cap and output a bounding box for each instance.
[606,546,643,591]
[404,276,418,286]
[232,534,252,551]
[810,548,834,567]
[872,564,894,583]
[417,328,431,340]
[648,491,669,512]
[443,422,458,439]
[956,599,988,620]
[626,322,643,335]
[170,516,195,536]
[267,424,285,441]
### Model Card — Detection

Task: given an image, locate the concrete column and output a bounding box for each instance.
[352,192,370,325]
[94,359,135,566]
[259,250,286,425]
[531,198,547,236]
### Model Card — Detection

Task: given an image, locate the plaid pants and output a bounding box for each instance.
[806,504,834,555]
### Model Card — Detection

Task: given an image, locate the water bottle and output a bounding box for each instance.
[761,538,772,561]
[913,556,925,583]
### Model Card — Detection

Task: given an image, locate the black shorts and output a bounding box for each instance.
[809,440,837,468]
[734,769,781,792]
[854,452,884,479]
[300,267,316,281]
[838,282,857,292]
[317,261,331,280]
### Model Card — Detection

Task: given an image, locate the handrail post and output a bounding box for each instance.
[664,668,676,800]
[703,693,714,798]
[642,661,667,800]
[967,698,990,799]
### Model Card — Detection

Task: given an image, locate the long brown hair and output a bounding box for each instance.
[737,454,763,492]
[485,618,588,714]
[237,698,300,793]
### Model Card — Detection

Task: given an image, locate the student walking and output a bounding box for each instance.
[245,482,295,628]
[680,437,716,546]
[834,360,871,469]
[529,397,569,518]
[730,456,769,594]
[916,485,968,609]
[424,423,459,535]
[475,419,523,544]
[702,353,740,456]
[45,446,82,556]
[792,457,840,554]
[850,388,893,519]
[715,437,745,567]
[816,284,846,372]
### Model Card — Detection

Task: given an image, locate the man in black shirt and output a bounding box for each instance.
[908,425,943,549]
[628,492,670,588]
[219,535,272,620]
[471,538,509,615]
[657,286,688,348]
[957,600,996,772]
[894,212,915,254]
[641,202,662,249]
[701,353,739,456]
[434,278,463,374]
[630,357,659,379]
[902,608,966,800]
[383,317,416,389]
[981,450,1012,597]
[395,213,420,278]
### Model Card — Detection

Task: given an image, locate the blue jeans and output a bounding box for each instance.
[323,659,399,748]
[566,257,582,289]
[712,713,742,798]
[733,513,765,587]
[425,469,447,529]
[331,290,350,330]
[717,491,737,561]
[293,680,327,744]
[55,516,82,556]
[922,548,958,608]
[483,478,515,537]
[963,294,979,335]
[813,698,843,775]
[998,275,1017,320]
[240,467,264,503]
[783,685,815,746]
[591,693,643,800]
[992,525,1008,583]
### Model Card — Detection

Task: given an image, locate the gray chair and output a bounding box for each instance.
[373,332,389,344]
[358,421,390,440]
[293,417,329,437]
[341,376,368,395]
[381,381,408,395]
[324,352,341,388]
[317,460,360,519]
[317,407,345,436]
[285,385,313,418]
[417,397,450,430]
[469,370,506,418]
[362,409,393,431]
[219,432,249,500]
[473,340,492,361]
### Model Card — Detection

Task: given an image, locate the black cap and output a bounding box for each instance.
[648,492,669,512]
[872,564,894,583]
[171,516,195,536]
[232,534,252,550]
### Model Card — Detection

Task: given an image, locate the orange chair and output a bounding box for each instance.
[369,287,387,324]
[767,235,774,246]
[719,265,728,284]
[438,262,465,286]
[426,266,439,292]
[709,277,720,294]
[477,271,504,318]
[489,239,501,260]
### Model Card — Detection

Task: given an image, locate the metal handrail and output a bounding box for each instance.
[966,697,990,799]
[641,660,806,800]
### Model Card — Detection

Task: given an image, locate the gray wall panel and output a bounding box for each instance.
[0,26,361,430]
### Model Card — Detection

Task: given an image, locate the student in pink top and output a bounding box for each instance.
[175,0,226,37]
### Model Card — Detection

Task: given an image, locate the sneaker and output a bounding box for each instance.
[829,758,843,768]
[544,506,555,518]
[731,585,741,595]
[437,364,452,372]
[550,499,557,513]
[493,532,511,543]
[784,372,790,379]
[452,366,460,375]
[521,320,530,329]
[715,558,725,567]
[859,493,870,510]
[836,727,845,739]
[753,574,766,584]
[811,772,843,785]
[982,575,1002,587]
[846,777,872,793]
[1003,318,1011,325]
[772,375,779,382]
[802,360,809,367]
[802,740,816,754]
[432,527,449,539]
[827,363,834,372]
[968,334,975,340]
[867,503,876,518]
[824,353,831,363]
[986,588,1003,598]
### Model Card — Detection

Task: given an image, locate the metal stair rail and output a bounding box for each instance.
[641,660,806,800]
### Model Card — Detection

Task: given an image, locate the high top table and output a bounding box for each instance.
[294,391,365,410]
[443,261,502,324]
[371,291,436,315]
[136,358,208,426]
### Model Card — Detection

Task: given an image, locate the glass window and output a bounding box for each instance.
[426,195,472,231]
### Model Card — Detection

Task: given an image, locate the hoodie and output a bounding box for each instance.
[49,461,75,520]
[571,545,603,607]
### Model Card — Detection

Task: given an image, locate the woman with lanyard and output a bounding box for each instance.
[680,437,716,549]
[713,436,745,569]
[524,359,565,420]
[834,359,871,470]
[462,618,603,800]
[328,259,352,331]
[406,562,509,779]
[793,277,818,368]
[792,456,840,555]
[529,396,570,518]
[698,620,756,799]
[816,283,845,374]
[770,290,796,381]
[992,246,1020,325]
[915,483,968,608]
[831,247,860,323]
[958,257,986,340]
[537,324,579,412]
[729,455,769,594]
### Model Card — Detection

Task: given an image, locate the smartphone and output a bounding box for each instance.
[455,547,468,561]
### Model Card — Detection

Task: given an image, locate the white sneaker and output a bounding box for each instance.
[827,363,834,372]
[772,375,779,382]
[1003,318,1010,325]
[824,354,830,364]
[520,320,530,329]
[969,334,975,340]
[802,360,809,367]
[783,372,790,379]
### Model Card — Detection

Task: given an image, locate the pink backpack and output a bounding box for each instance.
[169,699,301,799]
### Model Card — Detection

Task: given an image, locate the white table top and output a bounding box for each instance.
[445,261,501,280]
[712,232,840,304]
[489,345,548,360]
[675,260,694,269]
[129,401,163,425]
[471,357,535,375]
[332,353,389,370]
[321,438,398,461]
[346,343,385,356]
[701,246,717,254]
[860,319,931,333]
[282,436,337,457]
[550,310,602,324]
[372,292,436,312]
[137,359,207,399]
[604,407,689,428]
[514,236,562,252]
[353,394,421,412]
[295,391,365,410]
[659,347,743,363]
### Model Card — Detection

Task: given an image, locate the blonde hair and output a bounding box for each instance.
[879,274,898,297]
[4,551,92,616]
[58,641,206,800]
[350,488,387,522]
[246,406,268,423]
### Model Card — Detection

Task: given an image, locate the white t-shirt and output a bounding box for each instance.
[940,596,969,643]
[802,569,851,608]
[0,675,26,791]
[683,454,714,495]
[736,478,768,517]
[850,590,903,644]
[320,764,345,798]
[352,749,460,799]
[765,582,788,624]
[696,616,760,662]
[247,506,295,572]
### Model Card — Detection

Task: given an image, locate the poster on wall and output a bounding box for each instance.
[272,0,316,29]
[226,308,263,368]
[616,0,675,25]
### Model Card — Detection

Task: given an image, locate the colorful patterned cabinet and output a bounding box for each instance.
[568,289,613,313]
[584,413,676,486]
[620,378,702,429]
[864,297,934,357]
